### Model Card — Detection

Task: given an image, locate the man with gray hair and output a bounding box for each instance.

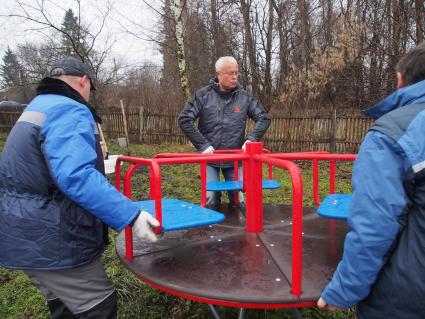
[0,57,159,318]
[178,56,271,208]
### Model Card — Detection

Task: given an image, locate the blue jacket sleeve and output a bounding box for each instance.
[321,131,408,307]
[41,102,140,232]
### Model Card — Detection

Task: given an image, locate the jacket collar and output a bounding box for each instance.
[209,77,241,93]
[36,77,102,123]
[362,79,425,119]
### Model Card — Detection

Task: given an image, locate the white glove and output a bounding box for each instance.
[133,211,160,242]
[242,140,252,151]
[201,145,215,154]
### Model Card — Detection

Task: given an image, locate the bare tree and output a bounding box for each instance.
[240,0,261,97]
[4,0,113,86]
[173,0,191,100]
[415,0,424,43]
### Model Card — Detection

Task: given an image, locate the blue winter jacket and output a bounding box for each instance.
[0,87,140,270]
[321,79,425,318]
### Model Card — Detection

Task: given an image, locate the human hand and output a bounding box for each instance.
[133,211,160,242]
[201,145,214,154]
[317,297,341,311]
[242,140,252,151]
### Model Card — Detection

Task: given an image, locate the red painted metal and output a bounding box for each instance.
[234,160,240,206]
[215,148,275,181]
[271,153,356,205]
[124,227,133,261]
[245,143,264,233]
[330,160,336,194]
[200,162,207,207]
[116,147,354,304]
[123,164,137,261]
[270,153,356,161]
[313,159,319,206]
[154,154,248,165]
[255,155,304,297]
[133,273,316,309]
[115,158,164,260]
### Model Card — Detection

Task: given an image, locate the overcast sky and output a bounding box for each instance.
[0,0,162,67]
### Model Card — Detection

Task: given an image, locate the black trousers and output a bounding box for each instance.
[47,291,117,319]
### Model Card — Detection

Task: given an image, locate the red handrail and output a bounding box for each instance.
[114,146,354,298]
[270,153,356,205]
[114,157,163,260]
[255,154,304,297]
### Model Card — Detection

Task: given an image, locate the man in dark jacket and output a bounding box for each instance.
[0,57,159,318]
[178,56,271,207]
[317,43,425,319]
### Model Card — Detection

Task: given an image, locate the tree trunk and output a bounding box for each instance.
[210,0,220,60]
[263,0,274,111]
[415,0,424,43]
[173,0,191,101]
[388,0,401,90]
[296,0,312,71]
[240,0,260,97]
[271,0,289,95]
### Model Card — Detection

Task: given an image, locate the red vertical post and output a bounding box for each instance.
[149,166,155,199]
[149,162,163,234]
[200,162,207,207]
[245,142,263,232]
[330,160,336,194]
[328,160,337,252]
[123,165,135,261]
[313,159,320,205]
[234,160,239,206]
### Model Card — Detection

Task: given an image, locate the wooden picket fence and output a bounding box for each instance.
[0,107,373,153]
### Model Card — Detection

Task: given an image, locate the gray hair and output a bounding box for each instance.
[215,56,238,72]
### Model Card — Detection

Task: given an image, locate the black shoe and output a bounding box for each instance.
[78,291,117,319]
[206,202,221,211]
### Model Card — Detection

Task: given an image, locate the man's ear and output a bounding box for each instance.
[78,76,86,88]
[397,72,406,89]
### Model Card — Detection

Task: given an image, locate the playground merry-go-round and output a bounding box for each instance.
[113,142,356,319]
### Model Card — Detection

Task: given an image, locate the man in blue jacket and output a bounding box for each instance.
[0,57,159,318]
[318,43,425,318]
[178,56,271,208]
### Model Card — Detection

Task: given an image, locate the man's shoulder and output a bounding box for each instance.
[234,86,255,100]
[28,94,90,119]
[195,83,216,95]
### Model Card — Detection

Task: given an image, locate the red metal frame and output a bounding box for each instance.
[133,273,316,309]
[269,153,356,205]
[253,153,304,297]
[113,144,355,303]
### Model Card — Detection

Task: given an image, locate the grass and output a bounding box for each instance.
[0,132,355,319]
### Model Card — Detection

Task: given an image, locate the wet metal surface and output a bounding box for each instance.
[116,204,348,305]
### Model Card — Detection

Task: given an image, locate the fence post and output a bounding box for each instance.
[119,100,130,147]
[139,106,144,143]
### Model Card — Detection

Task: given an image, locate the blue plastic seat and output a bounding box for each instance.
[316,194,352,220]
[206,179,281,191]
[135,199,225,231]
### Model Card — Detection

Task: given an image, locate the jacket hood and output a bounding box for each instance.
[362,79,425,119]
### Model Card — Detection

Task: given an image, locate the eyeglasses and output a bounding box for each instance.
[220,71,239,77]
